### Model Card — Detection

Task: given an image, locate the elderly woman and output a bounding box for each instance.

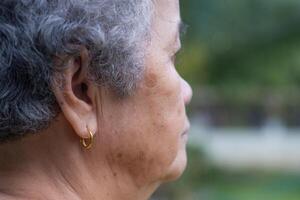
[0,0,192,199]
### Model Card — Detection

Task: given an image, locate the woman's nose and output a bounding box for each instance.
[181,79,193,105]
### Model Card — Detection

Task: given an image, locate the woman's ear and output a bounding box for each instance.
[52,47,98,139]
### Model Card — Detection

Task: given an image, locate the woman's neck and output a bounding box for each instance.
[0,127,158,200]
[0,158,156,200]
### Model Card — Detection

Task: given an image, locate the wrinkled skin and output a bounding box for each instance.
[94,0,192,186]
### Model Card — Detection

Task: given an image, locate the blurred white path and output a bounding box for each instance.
[189,120,300,173]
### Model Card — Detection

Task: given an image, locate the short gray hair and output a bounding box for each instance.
[0,0,153,141]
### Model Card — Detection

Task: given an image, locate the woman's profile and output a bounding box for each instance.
[0,0,192,199]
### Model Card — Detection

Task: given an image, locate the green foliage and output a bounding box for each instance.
[179,0,300,90]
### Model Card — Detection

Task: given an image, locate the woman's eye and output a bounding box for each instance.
[171,54,177,64]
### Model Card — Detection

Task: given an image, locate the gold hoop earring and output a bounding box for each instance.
[80,126,94,149]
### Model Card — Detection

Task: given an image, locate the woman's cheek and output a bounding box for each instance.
[101,61,185,184]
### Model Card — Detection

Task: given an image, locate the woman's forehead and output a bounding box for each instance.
[151,0,181,48]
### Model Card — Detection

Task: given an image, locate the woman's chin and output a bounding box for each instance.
[162,147,188,182]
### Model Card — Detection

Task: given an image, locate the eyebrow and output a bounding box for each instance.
[171,21,188,50]
[165,21,188,52]
[179,21,188,39]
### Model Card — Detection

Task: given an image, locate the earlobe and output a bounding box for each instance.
[52,47,98,140]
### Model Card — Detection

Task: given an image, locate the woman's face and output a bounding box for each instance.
[95,0,192,186]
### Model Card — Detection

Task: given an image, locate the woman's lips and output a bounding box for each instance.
[181,129,189,143]
[181,122,190,137]
[181,130,189,136]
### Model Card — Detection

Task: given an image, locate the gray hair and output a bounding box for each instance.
[0,0,153,141]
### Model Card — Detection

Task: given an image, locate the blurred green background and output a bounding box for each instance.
[153,0,300,199]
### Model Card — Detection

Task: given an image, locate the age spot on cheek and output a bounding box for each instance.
[145,72,158,88]
[117,153,123,159]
